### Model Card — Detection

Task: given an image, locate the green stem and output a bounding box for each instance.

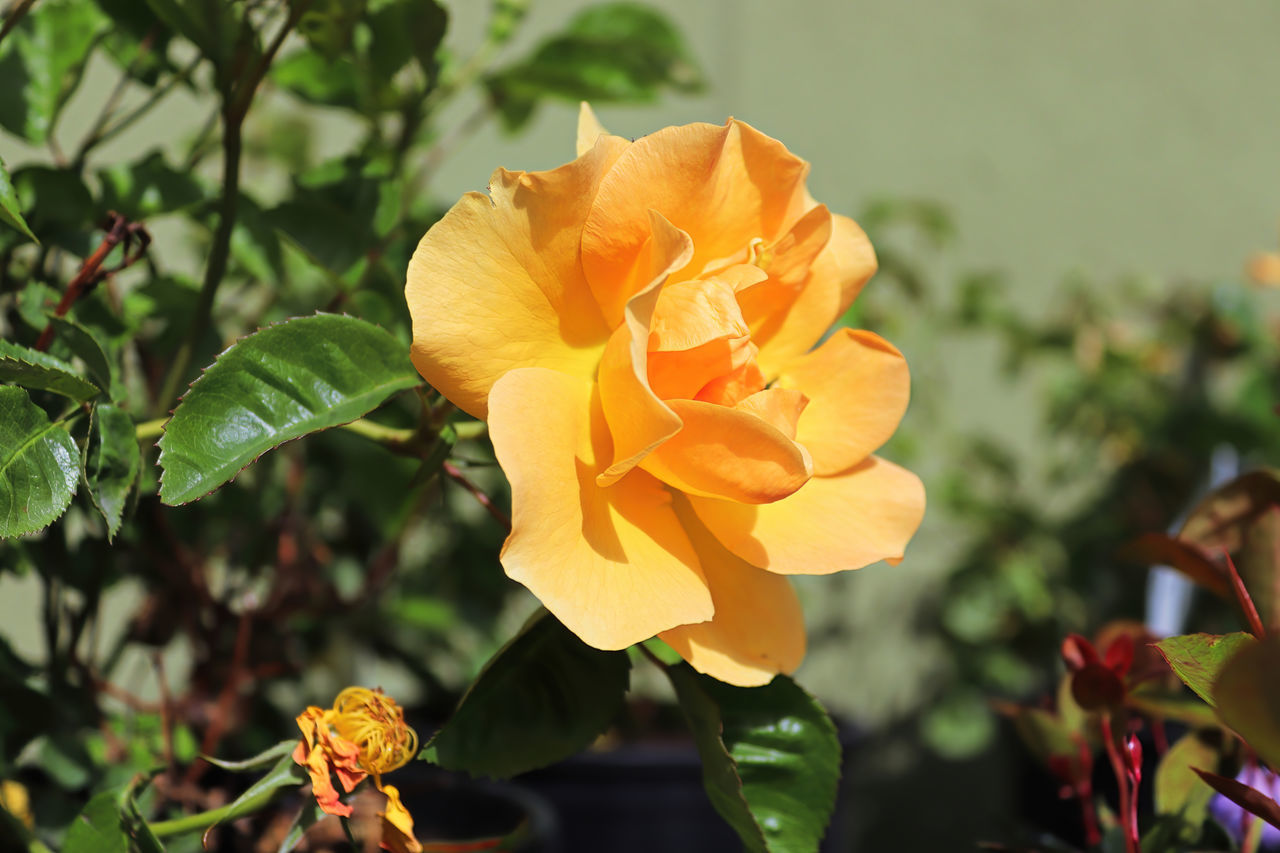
[452,420,487,441]
[135,417,165,442]
[339,418,416,446]
[151,107,242,417]
[148,785,279,838]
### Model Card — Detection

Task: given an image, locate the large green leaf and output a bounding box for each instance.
[1213,635,1280,769]
[667,666,841,853]
[0,386,80,539]
[0,0,109,144]
[367,0,447,82]
[85,404,140,540]
[0,156,37,244]
[0,339,99,401]
[422,610,632,778]
[1154,632,1255,707]
[486,2,703,132]
[143,0,243,71]
[157,314,421,505]
[46,315,114,392]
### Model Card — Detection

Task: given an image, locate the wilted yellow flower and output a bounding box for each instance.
[293,687,418,837]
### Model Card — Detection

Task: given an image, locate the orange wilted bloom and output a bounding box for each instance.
[406,105,925,687]
[293,687,419,843]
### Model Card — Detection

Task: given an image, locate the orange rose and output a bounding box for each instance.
[406,105,925,686]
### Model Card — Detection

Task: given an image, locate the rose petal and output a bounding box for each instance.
[640,397,813,504]
[378,784,423,853]
[582,119,810,325]
[690,455,925,574]
[660,498,805,686]
[751,214,878,380]
[576,102,616,157]
[775,328,910,475]
[407,138,628,417]
[596,211,694,484]
[489,367,713,650]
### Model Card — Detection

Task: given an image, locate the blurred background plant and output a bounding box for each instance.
[2,0,1280,850]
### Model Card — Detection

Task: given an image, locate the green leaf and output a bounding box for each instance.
[367,0,447,82]
[0,386,80,539]
[423,609,631,778]
[218,752,308,820]
[297,0,366,59]
[277,802,325,853]
[1154,731,1218,839]
[1154,632,1255,707]
[203,739,297,772]
[0,156,37,244]
[143,0,241,70]
[0,339,99,401]
[85,404,139,540]
[266,158,387,274]
[97,151,206,220]
[157,313,421,505]
[485,2,703,132]
[667,666,841,853]
[47,315,114,392]
[62,787,162,853]
[0,0,109,144]
[1213,635,1280,769]
[271,50,364,110]
[10,166,95,253]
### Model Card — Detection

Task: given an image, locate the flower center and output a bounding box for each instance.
[328,687,418,777]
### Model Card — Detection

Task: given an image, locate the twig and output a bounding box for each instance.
[444,461,510,531]
[153,652,177,778]
[0,0,36,48]
[34,213,149,351]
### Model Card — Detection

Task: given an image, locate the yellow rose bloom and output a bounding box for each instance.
[406,105,925,686]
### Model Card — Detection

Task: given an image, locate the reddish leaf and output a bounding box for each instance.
[1153,632,1255,707]
[1062,633,1101,670]
[1192,767,1280,833]
[1071,663,1126,712]
[1212,636,1280,770]
[1105,634,1135,678]
[1121,533,1232,599]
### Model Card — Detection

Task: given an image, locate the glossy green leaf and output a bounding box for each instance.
[97,151,206,220]
[0,156,37,244]
[1213,636,1280,769]
[0,0,109,144]
[157,314,421,505]
[85,404,140,540]
[486,2,703,132]
[1154,632,1255,707]
[667,666,840,853]
[0,386,80,539]
[0,339,99,401]
[423,609,631,778]
[1154,731,1217,839]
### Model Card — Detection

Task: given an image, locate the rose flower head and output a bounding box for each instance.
[406,105,925,686]
[294,687,420,850]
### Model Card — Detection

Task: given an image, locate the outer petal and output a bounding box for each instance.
[407,137,628,418]
[378,784,423,853]
[489,367,712,650]
[576,102,625,157]
[660,498,805,686]
[596,210,694,484]
[750,214,878,380]
[775,328,909,475]
[689,455,925,575]
[639,397,813,505]
[582,120,810,325]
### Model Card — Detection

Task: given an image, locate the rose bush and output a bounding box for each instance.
[405,105,925,686]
